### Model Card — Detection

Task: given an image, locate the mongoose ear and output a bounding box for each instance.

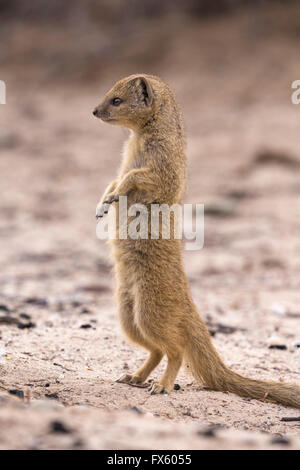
[134,76,154,107]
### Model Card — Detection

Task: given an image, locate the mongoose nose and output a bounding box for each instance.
[93,108,98,116]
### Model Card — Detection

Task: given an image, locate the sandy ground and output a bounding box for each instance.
[0,6,300,449]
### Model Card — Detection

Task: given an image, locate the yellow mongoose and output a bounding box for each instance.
[93,74,300,407]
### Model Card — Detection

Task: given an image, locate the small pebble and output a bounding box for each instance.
[45,393,59,400]
[267,335,287,350]
[18,322,36,330]
[130,406,143,415]
[73,439,84,448]
[19,313,31,320]
[271,435,290,445]
[197,424,221,438]
[25,297,48,307]
[50,420,72,434]
[9,389,24,399]
[0,304,10,313]
[80,308,90,314]
[280,416,300,422]
[268,345,287,351]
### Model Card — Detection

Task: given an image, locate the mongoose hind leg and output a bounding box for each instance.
[116,285,163,385]
[134,289,185,394]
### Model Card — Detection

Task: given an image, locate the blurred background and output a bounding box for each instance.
[1,0,300,301]
[0,0,300,449]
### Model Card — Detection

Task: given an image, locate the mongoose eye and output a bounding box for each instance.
[111,97,123,107]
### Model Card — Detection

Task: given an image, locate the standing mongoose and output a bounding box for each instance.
[93,74,300,407]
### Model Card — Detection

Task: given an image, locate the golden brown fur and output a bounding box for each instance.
[93,74,300,406]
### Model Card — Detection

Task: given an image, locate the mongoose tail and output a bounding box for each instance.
[186,314,300,408]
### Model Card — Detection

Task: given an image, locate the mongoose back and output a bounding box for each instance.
[93,74,300,407]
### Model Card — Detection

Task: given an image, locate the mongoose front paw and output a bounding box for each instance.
[96,201,110,219]
[95,194,119,219]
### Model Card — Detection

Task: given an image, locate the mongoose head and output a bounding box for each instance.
[93,74,160,131]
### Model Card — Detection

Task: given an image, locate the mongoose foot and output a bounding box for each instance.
[96,194,119,219]
[116,373,148,388]
[149,381,168,395]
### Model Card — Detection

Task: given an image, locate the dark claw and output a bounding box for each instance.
[104,196,119,204]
